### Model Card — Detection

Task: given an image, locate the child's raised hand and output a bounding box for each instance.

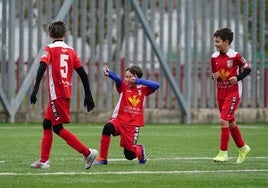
[103,64,110,76]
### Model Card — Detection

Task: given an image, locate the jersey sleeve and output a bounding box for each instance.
[73,50,83,69]
[236,53,250,69]
[40,46,51,65]
[235,53,251,81]
[211,57,217,73]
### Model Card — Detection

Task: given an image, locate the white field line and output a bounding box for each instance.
[109,156,268,161]
[1,156,267,164]
[0,169,268,176]
[0,156,268,164]
[0,156,268,176]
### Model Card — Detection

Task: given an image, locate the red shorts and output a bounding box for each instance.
[44,98,71,125]
[218,96,240,121]
[109,119,140,153]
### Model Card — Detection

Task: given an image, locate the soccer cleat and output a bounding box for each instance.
[236,145,250,164]
[93,156,108,165]
[30,160,50,169]
[138,144,147,164]
[85,149,98,169]
[213,150,228,162]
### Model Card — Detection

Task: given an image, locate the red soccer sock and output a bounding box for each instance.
[58,128,89,157]
[40,129,53,162]
[135,145,142,159]
[99,135,111,159]
[230,125,245,148]
[220,127,230,151]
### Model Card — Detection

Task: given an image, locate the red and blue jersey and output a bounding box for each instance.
[110,82,155,127]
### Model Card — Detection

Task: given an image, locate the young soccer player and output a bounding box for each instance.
[211,27,251,164]
[94,64,159,165]
[30,20,98,169]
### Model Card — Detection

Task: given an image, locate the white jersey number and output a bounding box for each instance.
[60,54,69,78]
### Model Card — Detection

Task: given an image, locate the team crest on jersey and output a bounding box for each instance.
[227,60,233,68]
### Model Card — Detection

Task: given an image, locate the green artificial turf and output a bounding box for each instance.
[0,123,267,188]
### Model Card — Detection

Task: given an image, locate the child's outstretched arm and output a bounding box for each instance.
[103,64,122,86]
[136,78,160,91]
[30,61,47,104]
[76,66,95,112]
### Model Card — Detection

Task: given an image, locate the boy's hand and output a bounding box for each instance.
[84,95,95,112]
[30,89,38,104]
[103,64,110,77]
[212,71,220,80]
[228,76,238,84]
[30,94,37,104]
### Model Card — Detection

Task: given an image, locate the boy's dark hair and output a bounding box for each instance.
[214,27,233,45]
[48,20,66,38]
[126,65,143,78]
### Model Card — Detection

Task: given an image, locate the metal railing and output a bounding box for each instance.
[0,0,267,123]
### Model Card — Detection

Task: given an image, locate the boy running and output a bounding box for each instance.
[30,20,98,169]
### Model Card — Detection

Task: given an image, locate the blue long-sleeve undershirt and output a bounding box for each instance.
[136,78,160,91]
[108,71,122,86]
[108,71,159,91]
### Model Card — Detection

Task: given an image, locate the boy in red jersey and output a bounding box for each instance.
[211,28,251,164]
[30,20,98,169]
[94,64,159,165]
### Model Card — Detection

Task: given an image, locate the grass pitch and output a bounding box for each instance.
[0,122,267,188]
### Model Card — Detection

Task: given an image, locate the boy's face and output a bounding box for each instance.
[214,36,229,52]
[124,70,136,88]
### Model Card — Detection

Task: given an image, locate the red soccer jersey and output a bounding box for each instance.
[110,82,154,126]
[40,41,82,100]
[211,48,250,99]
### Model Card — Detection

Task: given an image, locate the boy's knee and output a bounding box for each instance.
[53,124,63,135]
[124,149,136,160]
[42,119,52,130]
[102,123,115,135]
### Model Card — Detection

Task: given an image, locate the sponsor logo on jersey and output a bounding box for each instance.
[128,95,140,106]
[61,48,68,53]
[219,69,230,81]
